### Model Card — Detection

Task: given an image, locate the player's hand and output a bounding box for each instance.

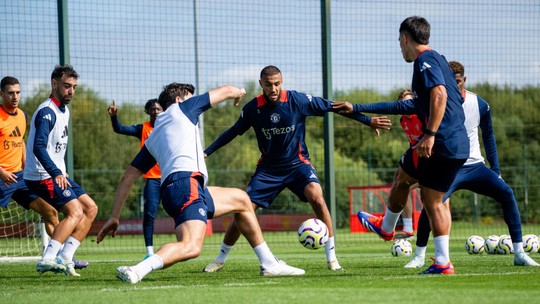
[54,175,71,190]
[412,134,435,158]
[369,116,392,136]
[233,88,246,106]
[108,99,118,116]
[332,101,354,114]
[96,217,120,243]
[0,168,17,186]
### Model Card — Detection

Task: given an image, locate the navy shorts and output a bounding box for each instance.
[0,171,39,209]
[246,162,320,208]
[399,148,466,193]
[24,177,86,210]
[160,172,215,228]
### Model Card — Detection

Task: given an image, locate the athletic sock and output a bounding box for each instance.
[402,218,413,233]
[42,239,62,261]
[513,242,524,254]
[146,246,154,255]
[215,242,233,263]
[433,235,450,265]
[58,236,80,262]
[382,207,401,233]
[415,245,427,258]
[133,254,164,277]
[325,236,337,262]
[253,242,276,268]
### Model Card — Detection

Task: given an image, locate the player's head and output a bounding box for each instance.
[259,65,283,104]
[144,98,163,123]
[51,65,78,105]
[397,89,414,101]
[158,82,195,110]
[0,76,21,112]
[448,61,466,92]
[399,16,430,62]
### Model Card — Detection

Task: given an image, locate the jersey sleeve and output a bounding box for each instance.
[353,99,417,115]
[110,116,143,138]
[419,53,446,89]
[130,145,157,174]
[204,102,253,156]
[293,91,372,125]
[179,92,212,125]
[32,107,63,178]
[478,97,500,175]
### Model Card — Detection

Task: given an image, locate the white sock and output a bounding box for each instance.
[415,245,427,258]
[382,207,401,233]
[433,235,450,265]
[402,218,413,233]
[133,254,164,278]
[513,242,524,254]
[146,246,154,255]
[58,236,80,262]
[216,243,234,263]
[325,236,337,262]
[253,242,276,268]
[42,239,62,260]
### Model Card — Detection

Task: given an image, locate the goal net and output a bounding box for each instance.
[0,202,47,261]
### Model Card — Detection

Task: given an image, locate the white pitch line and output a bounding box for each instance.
[100,281,280,292]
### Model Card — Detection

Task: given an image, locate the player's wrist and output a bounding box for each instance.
[423,128,436,136]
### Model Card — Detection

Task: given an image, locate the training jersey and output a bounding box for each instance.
[0,107,26,172]
[354,49,469,159]
[24,97,69,181]
[132,93,211,185]
[205,90,371,169]
[462,90,499,173]
[400,114,422,147]
[110,116,161,179]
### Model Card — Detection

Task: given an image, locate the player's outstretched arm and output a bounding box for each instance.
[208,85,246,107]
[369,116,392,136]
[107,99,118,117]
[332,101,354,114]
[96,165,143,243]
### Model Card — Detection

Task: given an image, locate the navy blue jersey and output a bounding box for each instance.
[206,90,370,169]
[354,50,469,159]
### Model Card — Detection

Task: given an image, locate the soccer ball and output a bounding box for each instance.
[391,239,412,257]
[465,235,485,254]
[298,218,329,250]
[523,234,539,254]
[497,235,514,254]
[484,235,500,254]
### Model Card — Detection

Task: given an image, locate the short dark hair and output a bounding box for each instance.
[399,16,430,45]
[1,76,19,91]
[397,89,414,101]
[448,61,465,76]
[260,65,281,79]
[51,64,78,81]
[144,98,159,114]
[158,83,195,110]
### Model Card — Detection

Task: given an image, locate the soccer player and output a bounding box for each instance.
[24,65,98,276]
[404,61,539,268]
[108,98,163,258]
[97,82,305,284]
[333,16,470,274]
[0,76,89,270]
[202,65,392,272]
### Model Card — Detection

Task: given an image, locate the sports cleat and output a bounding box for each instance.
[419,258,454,275]
[404,255,425,268]
[260,263,305,276]
[395,231,414,240]
[357,211,394,241]
[72,258,89,269]
[36,258,66,274]
[202,261,225,273]
[116,266,142,284]
[58,259,80,277]
[327,260,343,271]
[514,252,540,266]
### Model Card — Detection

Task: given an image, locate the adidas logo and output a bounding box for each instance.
[43,113,52,121]
[8,126,22,137]
[420,62,432,72]
[61,126,68,138]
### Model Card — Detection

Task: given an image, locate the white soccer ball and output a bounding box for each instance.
[484,235,500,254]
[298,218,329,250]
[465,235,485,254]
[497,235,514,254]
[391,239,412,257]
[523,234,539,254]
